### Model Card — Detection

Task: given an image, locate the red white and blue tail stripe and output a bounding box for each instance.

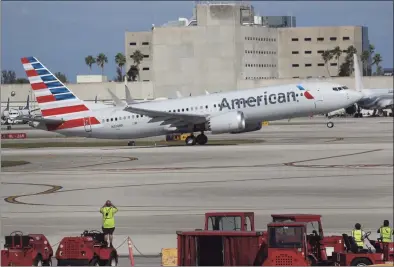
[21,56,100,130]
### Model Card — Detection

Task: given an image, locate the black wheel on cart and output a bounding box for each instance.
[350,258,372,266]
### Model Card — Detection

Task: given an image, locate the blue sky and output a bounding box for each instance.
[2,1,393,83]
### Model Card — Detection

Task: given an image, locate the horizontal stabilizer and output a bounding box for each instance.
[107,88,126,107]
[16,115,64,125]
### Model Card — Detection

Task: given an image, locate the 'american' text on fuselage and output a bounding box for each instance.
[220,91,298,111]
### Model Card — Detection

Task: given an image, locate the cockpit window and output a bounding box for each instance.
[342,86,348,90]
[333,87,338,91]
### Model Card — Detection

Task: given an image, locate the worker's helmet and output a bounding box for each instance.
[355,223,361,229]
[384,220,389,226]
[105,200,111,206]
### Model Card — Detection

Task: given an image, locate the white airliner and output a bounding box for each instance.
[18,56,363,146]
[1,96,38,129]
[345,54,393,117]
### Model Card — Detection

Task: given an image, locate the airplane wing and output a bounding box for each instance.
[124,105,208,124]
[16,115,64,125]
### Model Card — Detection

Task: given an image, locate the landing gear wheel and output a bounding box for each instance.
[196,134,208,145]
[185,135,196,146]
[127,141,135,146]
[7,125,11,130]
[327,122,334,128]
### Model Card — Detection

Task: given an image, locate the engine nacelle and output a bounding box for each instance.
[206,111,246,134]
[230,121,262,134]
[345,104,357,115]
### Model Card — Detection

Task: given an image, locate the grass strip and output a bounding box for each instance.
[1,160,30,167]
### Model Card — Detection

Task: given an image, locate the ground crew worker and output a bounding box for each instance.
[377,220,393,242]
[100,200,118,247]
[351,223,365,248]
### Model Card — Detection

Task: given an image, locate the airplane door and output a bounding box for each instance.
[313,88,324,109]
[83,117,92,132]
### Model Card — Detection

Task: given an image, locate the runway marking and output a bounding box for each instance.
[3,172,391,206]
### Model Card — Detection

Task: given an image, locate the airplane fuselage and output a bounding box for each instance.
[357,88,393,110]
[34,83,360,139]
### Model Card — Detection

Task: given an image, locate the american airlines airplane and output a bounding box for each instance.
[18,56,363,146]
[343,54,393,117]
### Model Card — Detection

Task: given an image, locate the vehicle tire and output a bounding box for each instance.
[350,258,372,266]
[106,255,118,266]
[89,258,100,266]
[33,255,43,266]
[327,121,334,128]
[43,258,52,266]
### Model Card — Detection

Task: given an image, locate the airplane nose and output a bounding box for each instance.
[347,90,364,103]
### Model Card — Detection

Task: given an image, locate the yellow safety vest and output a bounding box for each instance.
[100,206,118,228]
[380,226,393,242]
[352,229,364,247]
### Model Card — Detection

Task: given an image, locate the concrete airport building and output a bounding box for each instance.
[1,1,392,108]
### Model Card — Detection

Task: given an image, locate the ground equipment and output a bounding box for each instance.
[331,232,394,266]
[55,229,118,266]
[0,231,53,266]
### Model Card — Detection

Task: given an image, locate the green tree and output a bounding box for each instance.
[1,70,16,84]
[126,65,139,82]
[115,53,126,78]
[130,50,144,81]
[114,67,124,82]
[360,50,370,76]
[85,55,96,72]
[15,78,29,84]
[331,46,342,76]
[321,50,333,77]
[367,44,375,75]
[372,53,383,75]
[338,45,357,76]
[54,72,68,83]
[96,53,108,75]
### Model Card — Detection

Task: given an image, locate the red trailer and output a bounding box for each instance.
[0,231,53,266]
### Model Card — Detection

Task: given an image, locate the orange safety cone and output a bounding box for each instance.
[127,237,135,266]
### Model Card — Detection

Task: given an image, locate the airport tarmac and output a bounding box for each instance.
[1,117,393,265]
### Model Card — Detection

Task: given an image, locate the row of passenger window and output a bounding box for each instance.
[246,77,277,80]
[245,50,277,55]
[245,37,276,42]
[245,63,277,68]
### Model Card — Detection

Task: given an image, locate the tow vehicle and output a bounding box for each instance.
[0,231,53,266]
[55,230,118,266]
[331,232,394,266]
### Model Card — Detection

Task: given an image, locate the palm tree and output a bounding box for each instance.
[372,53,383,75]
[345,45,357,75]
[130,50,144,66]
[360,50,370,76]
[331,46,342,76]
[96,53,108,75]
[85,56,96,73]
[115,53,126,78]
[321,50,333,77]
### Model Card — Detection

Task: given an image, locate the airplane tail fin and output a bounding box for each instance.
[21,57,92,120]
[353,53,363,92]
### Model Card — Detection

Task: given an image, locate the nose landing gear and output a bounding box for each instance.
[327,121,334,128]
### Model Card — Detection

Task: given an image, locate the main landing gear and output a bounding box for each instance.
[185,132,208,146]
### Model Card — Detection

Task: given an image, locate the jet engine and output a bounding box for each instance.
[345,104,357,115]
[206,110,246,134]
[230,121,262,134]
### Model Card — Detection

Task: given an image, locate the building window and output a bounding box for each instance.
[330,37,337,41]
[292,38,299,41]
[129,42,136,45]
[142,42,149,45]
[317,50,324,54]
[143,55,150,58]
[317,37,324,41]
[304,38,311,41]
[292,64,299,67]
[142,67,150,70]
[305,51,312,54]
[292,51,299,54]
[330,63,337,66]
[343,36,350,40]
[318,63,324,66]
[305,64,312,67]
